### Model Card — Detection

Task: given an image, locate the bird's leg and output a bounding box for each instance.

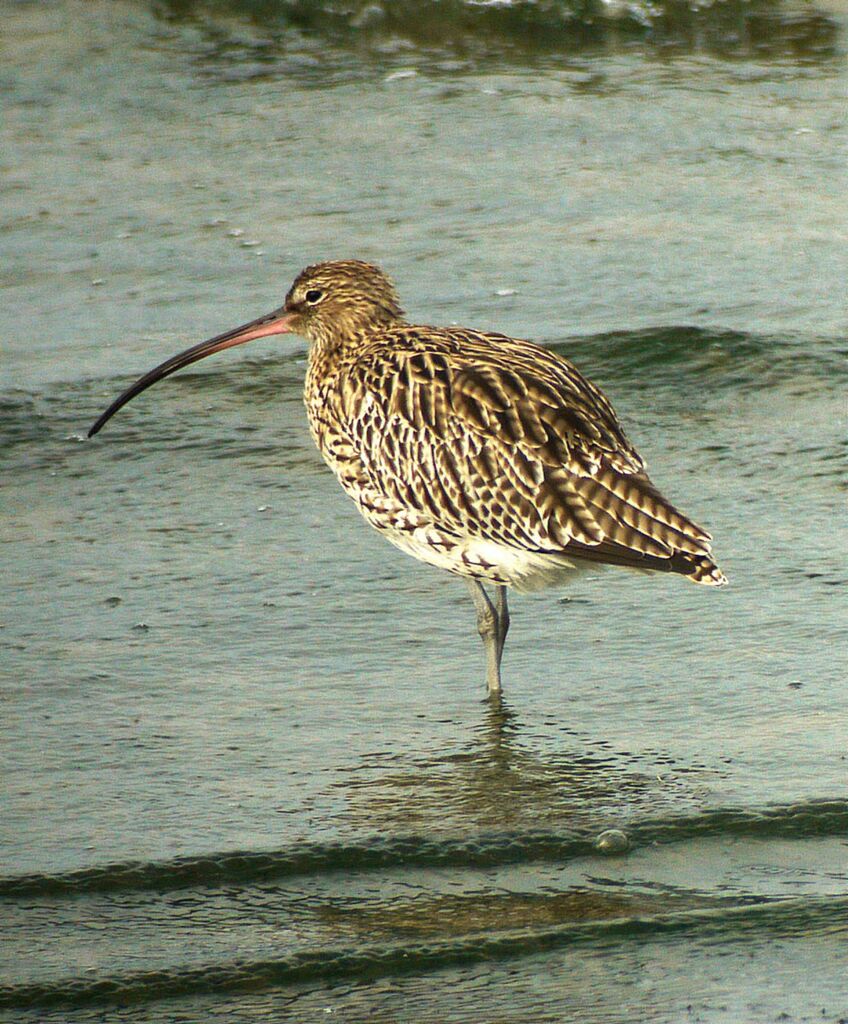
[465,579,508,696]
[494,584,510,667]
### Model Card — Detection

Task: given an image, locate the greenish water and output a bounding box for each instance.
[2,0,847,1020]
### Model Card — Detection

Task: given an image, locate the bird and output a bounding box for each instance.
[89,259,726,696]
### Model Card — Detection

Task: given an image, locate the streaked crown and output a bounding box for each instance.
[284,260,405,346]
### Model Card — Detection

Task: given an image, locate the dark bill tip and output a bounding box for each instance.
[88,308,296,438]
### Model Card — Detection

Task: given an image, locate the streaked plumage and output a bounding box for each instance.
[89,258,726,695]
[296,261,725,593]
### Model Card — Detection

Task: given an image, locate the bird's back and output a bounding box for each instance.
[305,324,726,590]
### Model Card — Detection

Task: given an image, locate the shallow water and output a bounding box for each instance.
[2,0,848,1020]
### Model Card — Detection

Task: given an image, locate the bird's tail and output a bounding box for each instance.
[680,553,728,586]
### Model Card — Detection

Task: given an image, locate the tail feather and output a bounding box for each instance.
[536,455,728,585]
[561,538,727,585]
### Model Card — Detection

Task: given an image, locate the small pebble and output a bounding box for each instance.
[593,828,631,855]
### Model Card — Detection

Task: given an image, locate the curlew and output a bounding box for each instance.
[89,260,726,695]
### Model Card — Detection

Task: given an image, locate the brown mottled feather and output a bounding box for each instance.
[291,260,726,590]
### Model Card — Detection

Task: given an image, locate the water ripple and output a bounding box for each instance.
[2,798,845,899]
[1,894,845,1010]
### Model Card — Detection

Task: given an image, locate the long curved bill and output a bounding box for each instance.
[88,307,297,438]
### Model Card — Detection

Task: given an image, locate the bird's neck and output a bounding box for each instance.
[307,314,406,365]
[303,330,366,395]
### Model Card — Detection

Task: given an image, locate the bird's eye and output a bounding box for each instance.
[304,289,324,305]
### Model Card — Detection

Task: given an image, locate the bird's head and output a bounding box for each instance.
[87,259,404,437]
[282,260,405,346]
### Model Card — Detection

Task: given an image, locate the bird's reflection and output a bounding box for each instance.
[318,885,692,943]
[336,695,711,835]
[317,697,722,944]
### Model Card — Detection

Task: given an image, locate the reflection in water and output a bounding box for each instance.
[337,698,713,834]
[155,0,840,66]
[317,886,714,941]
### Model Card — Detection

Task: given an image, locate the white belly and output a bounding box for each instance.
[378,522,584,593]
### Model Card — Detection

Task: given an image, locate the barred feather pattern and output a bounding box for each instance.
[298,262,726,592]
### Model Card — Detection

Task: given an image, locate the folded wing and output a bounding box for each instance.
[341,327,726,586]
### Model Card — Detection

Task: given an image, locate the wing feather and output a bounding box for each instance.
[333,326,723,580]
